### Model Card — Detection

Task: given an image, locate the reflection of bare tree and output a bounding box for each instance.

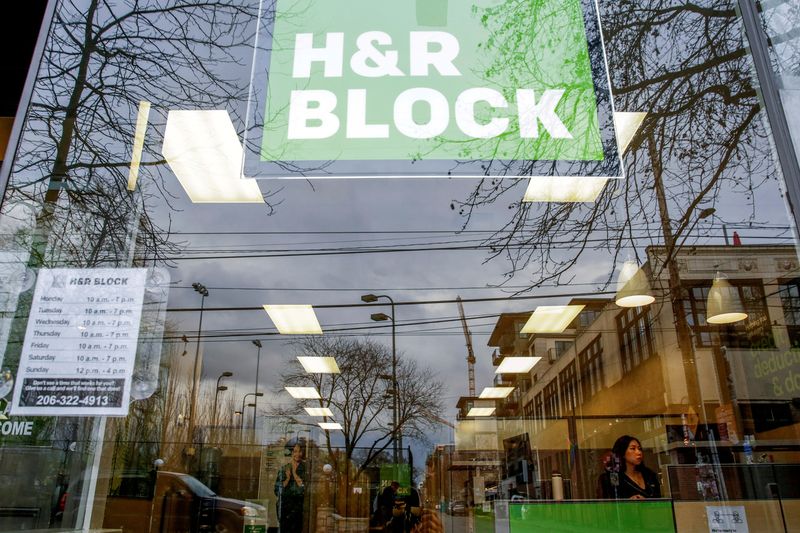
[455,1,771,283]
[273,337,443,508]
[454,3,778,409]
[3,0,267,269]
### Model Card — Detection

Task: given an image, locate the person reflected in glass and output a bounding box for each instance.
[600,435,661,500]
[275,442,307,532]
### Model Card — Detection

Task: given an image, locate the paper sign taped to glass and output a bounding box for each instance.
[9,267,169,417]
[243,0,622,184]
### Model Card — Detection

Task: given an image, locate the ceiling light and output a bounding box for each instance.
[521,305,585,334]
[285,387,321,399]
[495,357,541,374]
[707,273,748,324]
[614,112,647,154]
[615,260,655,308]
[297,356,340,373]
[319,422,342,430]
[479,387,514,399]
[162,110,264,203]
[523,176,609,203]
[467,407,496,417]
[264,305,323,334]
[305,407,334,417]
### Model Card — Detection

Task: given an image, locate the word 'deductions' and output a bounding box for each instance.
[287,31,572,141]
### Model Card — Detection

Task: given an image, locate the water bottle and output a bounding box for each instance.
[743,435,753,464]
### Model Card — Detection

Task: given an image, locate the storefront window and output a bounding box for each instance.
[0,1,799,532]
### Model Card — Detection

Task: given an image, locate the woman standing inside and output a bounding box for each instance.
[274,441,307,532]
[600,435,661,499]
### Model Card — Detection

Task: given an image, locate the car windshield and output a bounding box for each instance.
[178,474,215,498]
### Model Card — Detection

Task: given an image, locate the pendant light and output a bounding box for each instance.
[615,260,655,307]
[706,272,747,324]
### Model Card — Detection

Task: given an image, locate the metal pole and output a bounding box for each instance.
[389,298,402,465]
[253,341,262,429]
[213,387,221,431]
[187,291,206,450]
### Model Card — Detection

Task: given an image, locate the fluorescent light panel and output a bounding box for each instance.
[305,407,334,417]
[614,112,647,155]
[495,357,541,374]
[479,387,514,399]
[162,110,263,203]
[521,305,585,334]
[264,305,323,335]
[467,407,496,417]
[285,387,321,399]
[523,176,609,203]
[297,356,340,373]
[319,422,342,430]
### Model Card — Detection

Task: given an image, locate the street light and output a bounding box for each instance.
[361,293,400,464]
[187,282,209,455]
[252,340,263,423]
[240,392,264,430]
[212,371,233,429]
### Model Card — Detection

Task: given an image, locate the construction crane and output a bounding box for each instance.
[457,296,476,397]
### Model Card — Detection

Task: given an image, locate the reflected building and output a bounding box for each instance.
[448,243,800,513]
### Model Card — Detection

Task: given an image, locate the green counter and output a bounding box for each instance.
[509,500,675,533]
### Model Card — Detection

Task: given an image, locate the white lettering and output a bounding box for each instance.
[346,89,389,138]
[292,33,344,78]
[351,31,404,77]
[409,31,461,76]
[455,88,508,138]
[517,89,572,139]
[287,90,340,139]
[394,88,449,139]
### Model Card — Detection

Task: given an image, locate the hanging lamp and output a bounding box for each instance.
[615,260,655,307]
[706,272,748,324]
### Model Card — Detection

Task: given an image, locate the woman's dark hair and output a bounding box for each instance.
[611,435,648,473]
[285,438,306,458]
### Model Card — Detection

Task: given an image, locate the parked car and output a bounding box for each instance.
[103,471,266,533]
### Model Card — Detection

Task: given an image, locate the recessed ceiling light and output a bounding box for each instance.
[264,305,323,335]
[297,356,340,373]
[614,112,647,154]
[162,110,264,203]
[479,387,514,399]
[319,422,342,430]
[523,176,609,203]
[467,407,496,417]
[521,305,585,334]
[305,407,334,417]
[285,387,321,399]
[495,357,541,374]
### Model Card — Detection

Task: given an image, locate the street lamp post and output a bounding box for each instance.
[252,340,262,425]
[240,392,264,430]
[212,371,232,430]
[361,293,400,464]
[187,282,209,456]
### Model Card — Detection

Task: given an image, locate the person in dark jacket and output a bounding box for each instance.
[599,435,661,499]
[275,442,307,532]
[376,481,401,531]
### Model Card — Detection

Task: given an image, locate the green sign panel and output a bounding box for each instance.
[245,0,621,178]
[244,525,267,533]
[380,463,412,496]
[510,501,675,532]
